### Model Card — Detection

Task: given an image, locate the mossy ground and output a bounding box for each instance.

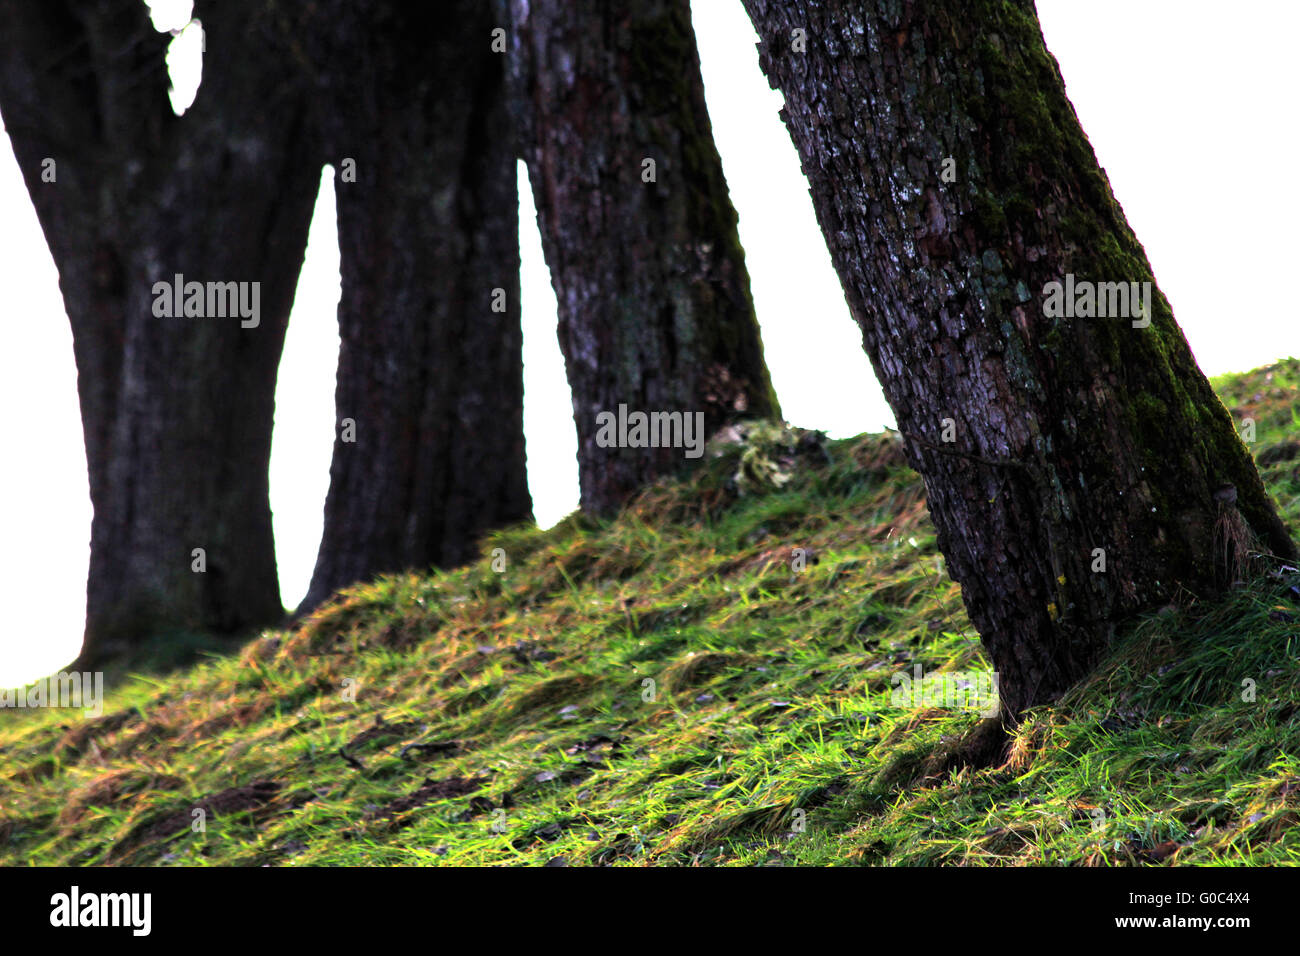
[2,359,1298,866]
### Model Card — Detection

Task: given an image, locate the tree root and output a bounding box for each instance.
[918,716,1014,780]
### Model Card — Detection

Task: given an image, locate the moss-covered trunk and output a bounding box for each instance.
[297,0,533,615]
[510,0,781,516]
[740,0,1296,715]
[0,0,320,665]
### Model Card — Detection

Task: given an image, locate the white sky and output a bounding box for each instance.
[1,1,1296,686]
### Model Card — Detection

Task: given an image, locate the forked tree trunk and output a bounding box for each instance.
[297,0,532,615]
[740,0,1296,715]
[0,0,320,666]
[511,0,781,515]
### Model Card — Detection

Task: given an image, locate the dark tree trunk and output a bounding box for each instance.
[510,0,781,515]
[740,0,1296,715]
[296,0,532,615]
[0,0,320,666]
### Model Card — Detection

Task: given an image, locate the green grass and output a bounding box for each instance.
[1,358,1298,866]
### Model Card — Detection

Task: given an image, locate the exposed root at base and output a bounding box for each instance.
[919,716,1014,779]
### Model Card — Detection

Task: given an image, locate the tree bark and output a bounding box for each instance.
[510,0,782,515]
[740,0,1296,715]
[296,0,532,615]
[0,0,320,665]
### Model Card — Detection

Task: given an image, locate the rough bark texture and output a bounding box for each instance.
[511,0,781,515]
[740,0,1296,715]
[297,0,532,615]
[0,0,319,665]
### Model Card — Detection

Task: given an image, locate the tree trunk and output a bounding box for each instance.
[510,0,782,515]
[740,0,1296,715]
[0,0,320,665]
[296,0,532,615]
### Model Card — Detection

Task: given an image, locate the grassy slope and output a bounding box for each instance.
[2,359,1298,867]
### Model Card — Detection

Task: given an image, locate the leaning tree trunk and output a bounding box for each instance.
[296,0,532,616]
[510,0,782,515]
[740,0,1296,717]
[0,0,320,666]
